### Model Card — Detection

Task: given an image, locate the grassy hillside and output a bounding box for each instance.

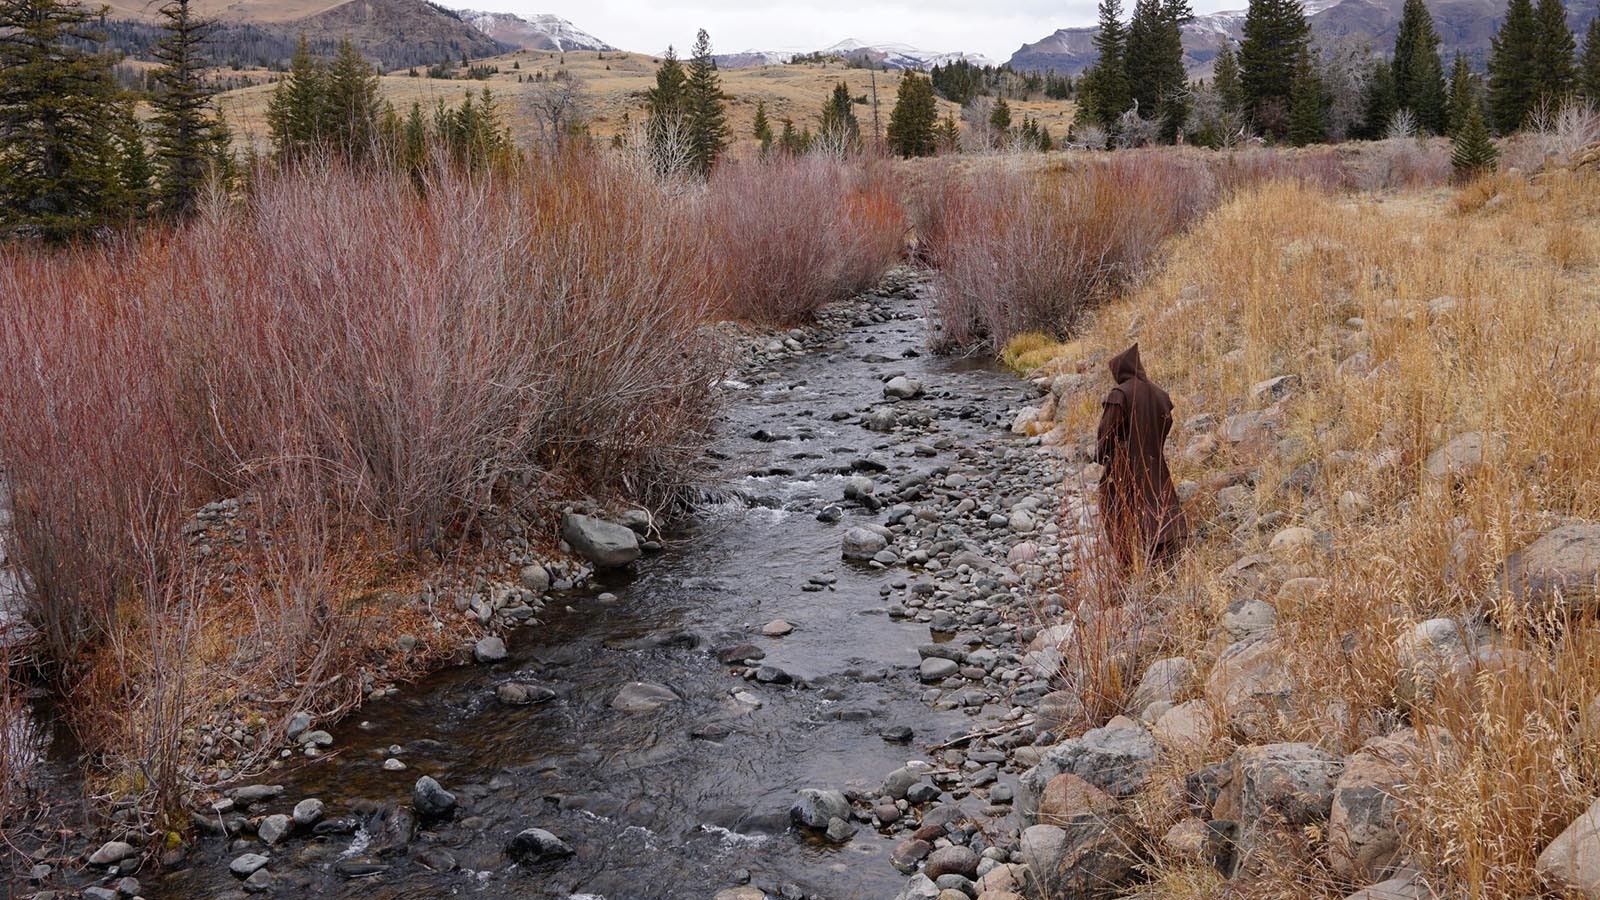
[214,49,1078,155]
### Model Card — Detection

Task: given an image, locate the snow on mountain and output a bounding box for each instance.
[457,10,614,51]
[818,39,995,70]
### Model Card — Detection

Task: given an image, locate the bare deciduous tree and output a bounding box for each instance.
[526,70,587,154]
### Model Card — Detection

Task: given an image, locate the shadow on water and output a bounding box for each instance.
[120,288,1029,899]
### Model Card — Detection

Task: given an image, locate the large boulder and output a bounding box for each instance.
[1018,716,1158,820]
[1129,657,1196,713]
[842,526,890,561]
[1423,431,1504,483]
[1498,523,1600,617]
[1204,634,1297,742]
[1537,796,1600,898]
[789,788,851,830]
[505,828,575,867]
[561,513,640,568]
[1343,871,1427,900]
[1218,742,1342,827]
[1329,733,1421,882]
[1393,618,1477,708]
[411,776,456,820]
[1021,812,1141,900]
[1152,699,1220,750]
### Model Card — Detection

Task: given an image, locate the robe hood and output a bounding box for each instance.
[1109,344,1145,384]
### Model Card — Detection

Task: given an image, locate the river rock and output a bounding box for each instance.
[892,838,933,872]
[1021,818,1139,900]
[762,619,794,636]
[1344,871,1427,900]
[1220,742,1342,827]
[88,841,139,867]
[790,788,851,829]
[505,828,575,867]
[230,853,269,878]
[919,657,959,682]
[1129,657,1195,712]
[842,526,889,560]
[1424,431,1503,482]
[561,513,641,568]
[518,564,550,592]
[925,845,979,879]
[412,776,456,820]
[884,376,924,400]
[1152,699,1219,749]
[496,682,555,705]
[1537,796,1600,897]
[611,681,679,712]
[1019,716,1158,819]
[1393,618,1476,707]
[1205,634,1296,742]
[257,813,290,846]
[229,784,284,805]
[1497,523,1600,617]
[292,798,324,827]
[1329,733,1421,882]
[473,635,507,663]
[894,875,941,900]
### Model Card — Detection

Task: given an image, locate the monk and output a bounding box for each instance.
[1095,343,1186,570]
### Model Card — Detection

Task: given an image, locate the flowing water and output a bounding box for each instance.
[68,283,1037,900]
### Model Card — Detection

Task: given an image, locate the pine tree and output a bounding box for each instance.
[752,99,772,155]
[1362,57,1398,137]
[267,35,329,160]
[778,117,805,155]
[1451,101,1498,179]
[885,70,938,157]
[819,80,860,147]
[1583,17,1600,103]
[1287,46,1328,145]
[989,96,1013,142]
[1081,0,1132,127]
[683,29,729,177]
[1213,39,1244,115]
[1530,0,1576,106]
[1239,0,1311,138]
[645,45,687,165]
[1125,0,1191,140]
[0,0,127,241]
[1487,0,1539,132]
[149,0,219,217]
[937,113,961,153]
[111,97,153,219]
[1392,0,1447,133]
[1446,51,1479,136]
[325,39,378,158]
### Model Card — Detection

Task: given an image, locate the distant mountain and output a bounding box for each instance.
[713,39,995,71]
[293,0,508,67]
[1007,0,1594,76]
[458,11,614,51]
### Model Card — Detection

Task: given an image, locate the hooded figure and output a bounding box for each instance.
[1096,343,1186,570]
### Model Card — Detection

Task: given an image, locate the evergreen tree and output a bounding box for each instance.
[683,29,729,176]
[1582,16,1600,103]
[818,80,860,147]
[1451,101,1498,179]
[267,35,329,160]
[1287,46,1328,145]
[150,0,219,216]
[778,117,805,155]
[1126,0,1191,140]
[0,0,127,241]
[1392,0,1447,133]
[885,70,938,157]
[1530,0,1576,105]
[1362,57,1398,137]
[937,113,961,152]
[325,39,378,158]
[1213,39,1244,115]
[1239,0,1311,138]
[1446,51,1479,136]
[111,97,153,219]
[752,99,772,155]
[1081,0,1132,127]
[988,96,1013,141]
[646,45,687,163]
[1487,0,1539,132]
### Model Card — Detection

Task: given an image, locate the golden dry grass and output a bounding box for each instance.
[215,50,1077,155]
[1042,169,1600,895]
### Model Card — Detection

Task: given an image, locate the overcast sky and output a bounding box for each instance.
[448,0,1242,62]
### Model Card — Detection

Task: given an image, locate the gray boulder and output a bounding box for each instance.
[842,526,889,560]
[1018,716,1158,820]
[1424,431,1503,483]
[1129,657,1196,712]
[506,828,575,867]
[1205,634,1297,742]
[1330,732,1422,882]
[412,775,456,820]
[1222,742,1342,827]
[790,788,851,830]
[610,681,679,713]
[1498,523,1600,617]
[561,513,641,568]
[1537,796,1600,898]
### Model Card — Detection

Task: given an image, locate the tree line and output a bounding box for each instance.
[1074,0,1600,154]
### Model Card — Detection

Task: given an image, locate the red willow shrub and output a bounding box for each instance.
[925,154,1219,352]
[0,154,724,673]
[702,155,907,326]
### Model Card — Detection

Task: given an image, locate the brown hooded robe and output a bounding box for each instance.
[1096,343,1186,569]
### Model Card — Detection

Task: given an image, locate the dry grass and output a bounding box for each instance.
[1038,167,1600,895]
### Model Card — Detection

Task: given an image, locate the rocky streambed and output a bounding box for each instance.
[17,270,1102,900]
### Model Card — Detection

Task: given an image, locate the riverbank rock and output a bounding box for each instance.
[610,681,679,713]
[412,776,456,820]
[1329,733,1420,882]
[790,788,852,830]
[1021,813,1140,900]
[1130,657,1196,713]
[1498,523,1600,617]
[88,841,139,867]
[842,526,890,560]
[925,845,979,879]
[473,635,507,663]
[1393,618,1476,707]
[1019,716,1158,819]
[1221,743,1342,827]
[1424,431,1503,483]
[229,853,269,878]
[506,828,575,867]
[561,513,641,568]
[884,376,925,400]
[1205,634,1296,742]
[1537,797,1600,897]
